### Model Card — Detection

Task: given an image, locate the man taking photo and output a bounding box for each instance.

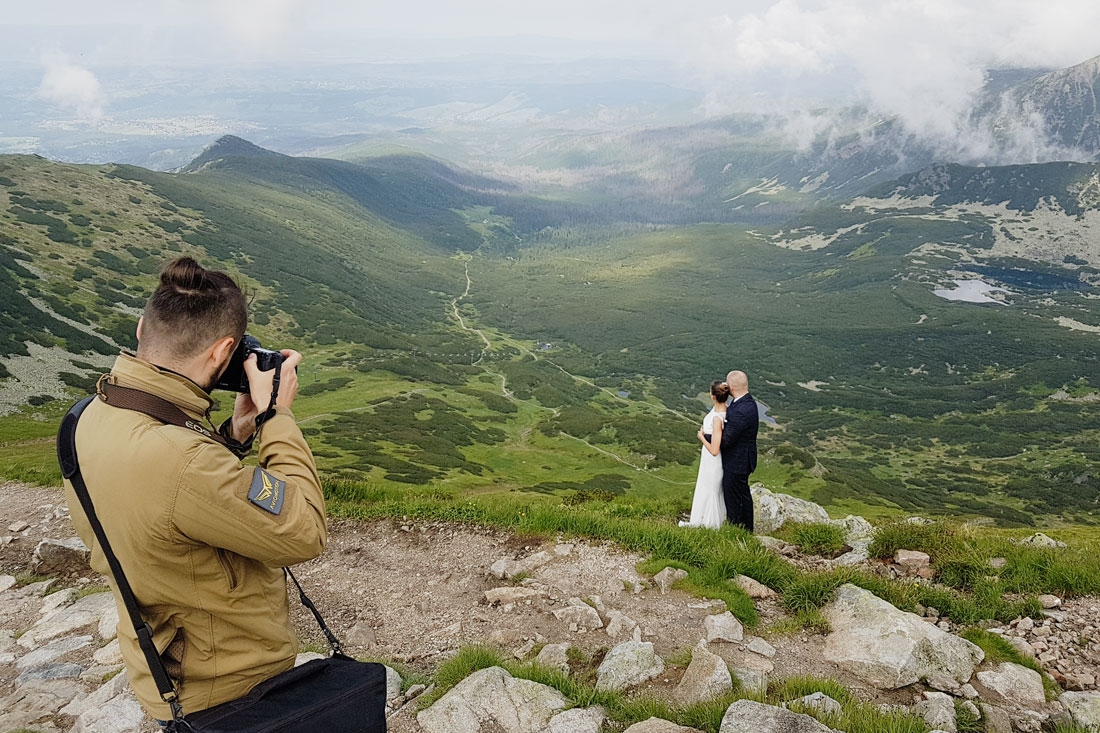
[63,256,327,721]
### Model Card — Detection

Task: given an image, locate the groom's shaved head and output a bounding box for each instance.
[727,370,749,395]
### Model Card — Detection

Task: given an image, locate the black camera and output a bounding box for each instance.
[215,334,285,393]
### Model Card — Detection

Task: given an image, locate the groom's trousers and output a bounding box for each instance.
[723,473,754,532]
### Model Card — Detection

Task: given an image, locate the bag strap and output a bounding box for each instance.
[57,397,187,722]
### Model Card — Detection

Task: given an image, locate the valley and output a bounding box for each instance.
[1,135,1099,530]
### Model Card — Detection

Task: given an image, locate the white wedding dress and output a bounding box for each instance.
[681,407,726,530]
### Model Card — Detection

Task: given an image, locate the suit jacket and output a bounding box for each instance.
[720,393,759,475]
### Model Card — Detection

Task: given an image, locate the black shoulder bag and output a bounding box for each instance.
[58,396,387,732]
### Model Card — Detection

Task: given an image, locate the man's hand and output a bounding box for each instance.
[229,350,302,443]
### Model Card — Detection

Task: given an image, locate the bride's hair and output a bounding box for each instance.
[711,380,730,402]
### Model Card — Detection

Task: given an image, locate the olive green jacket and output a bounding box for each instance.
[64,353,326,718]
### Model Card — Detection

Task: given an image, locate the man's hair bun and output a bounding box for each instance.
[142,257,247,359]
[159,256,227,292]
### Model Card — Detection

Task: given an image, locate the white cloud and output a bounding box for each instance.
[688,0,1100,160]
[36,53,106,121]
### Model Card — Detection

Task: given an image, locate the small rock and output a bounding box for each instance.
[8,521,29,532]
[553,601,604,632]
[894,549,931,573]
[731,666,769,695]
[535,643,571,674]
[513,639,536,659]
[1020,532,1063,548]
[734,575,776,599]
[294,652,325,666]
[385,665,402,702]
[552,544,574,557]
[746,637,776,658]
[345,621,377,647]
[705,612,744,643]
[69,689,144,733]
[596,641,664,692]
[1017,617,1035,632]
[31,537,90,575]
[405,683,427,698]
[675,644,732,704]
[784,692,843,718]
[16,661,85,685]
[980,703,1013,733]
[547,706,607,733]
[654,567,688,594]
[484,587,544,605]
[988,557,1007,569]
[914,691,957,733]
[926,673,961,694]
[720,699,838,732]
[606,609,637,638]
[1038,594,1061,609]
[0,575,15,594]
[624,718,703,732]
[16,635,92,670]
[976,662,1046,709]
[490,551,553,579]
[18,590,117,649]
[959,683,978,699]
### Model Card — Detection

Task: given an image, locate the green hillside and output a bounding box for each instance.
[3,145,1099,529]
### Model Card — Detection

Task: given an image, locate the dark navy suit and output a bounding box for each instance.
[720,393,759,531]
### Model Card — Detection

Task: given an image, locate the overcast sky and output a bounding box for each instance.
[7,0,1100,155]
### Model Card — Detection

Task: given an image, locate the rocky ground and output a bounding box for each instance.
[2,480,1100,732]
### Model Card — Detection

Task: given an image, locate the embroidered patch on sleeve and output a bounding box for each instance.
[248,468,286,515]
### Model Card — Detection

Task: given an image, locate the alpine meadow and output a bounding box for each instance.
[3,6,1100,732]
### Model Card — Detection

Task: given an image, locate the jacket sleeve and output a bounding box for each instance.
[721,403,752,450]
[171,406,327,567]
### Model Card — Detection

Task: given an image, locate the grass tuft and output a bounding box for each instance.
[958,628,1060,700]
[779,522,848,557]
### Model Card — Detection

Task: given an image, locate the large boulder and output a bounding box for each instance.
[596,641,664,692]
[975,663,1046,710]
[1061,691,1100,728]
[675,644,732,704]
[416,666,568,733]
[720,700,840,733]
[751,485,831,534]
[822,584,984,689]
[30,537,90,575]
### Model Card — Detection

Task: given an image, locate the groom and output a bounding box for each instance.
[720,370,758,531]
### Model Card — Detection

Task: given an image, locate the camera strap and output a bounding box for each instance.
[96,377,252,458]
[58,396,343,725]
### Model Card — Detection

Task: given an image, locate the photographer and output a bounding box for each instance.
[63,257,326,721]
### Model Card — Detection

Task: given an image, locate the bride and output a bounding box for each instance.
[680,381,729,530]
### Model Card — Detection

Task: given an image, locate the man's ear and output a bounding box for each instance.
[136,316,144,342]
[210,335,237,366]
